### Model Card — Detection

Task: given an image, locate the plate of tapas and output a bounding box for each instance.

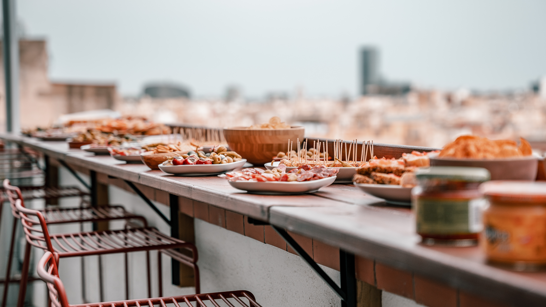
[159,159,247,176]
[109,147,145,163]
[354,183,413,203]
[225,165,338,194]
[352,151,435,204]
[158,145,246,176]
[268,139,375,183]
[429,135,538,181]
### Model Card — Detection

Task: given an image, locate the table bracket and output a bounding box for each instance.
[272,225,355,306]
[123,180,170,225]
[58,159,91,190]
[247,217,269,226]
[17,145,44,171]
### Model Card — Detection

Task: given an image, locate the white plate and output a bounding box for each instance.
[265,162,356,183]
[37,136,71,141]
[264,162,296,171]
[354,182,413,202]
[80,145,110,154]
[112,155,143,163]
[159,159,247,175]
[228,176,336,194]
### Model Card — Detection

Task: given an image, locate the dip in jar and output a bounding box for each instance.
[413,167,490,246]
[481,181,546,271]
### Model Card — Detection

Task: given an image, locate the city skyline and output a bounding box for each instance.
[17,0,546,97]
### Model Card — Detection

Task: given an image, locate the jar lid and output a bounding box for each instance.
[481,181,546,202]
[415,166,490,182]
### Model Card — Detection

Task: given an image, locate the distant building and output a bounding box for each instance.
[359,47,380,95]
[142,82,190,99]
[49,81,117,113]
[0,39,119,129]
[359,46,411,96]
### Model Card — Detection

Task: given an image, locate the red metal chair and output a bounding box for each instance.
[0,180,147,307]
[38,251,261,307]
[14,196,200,307]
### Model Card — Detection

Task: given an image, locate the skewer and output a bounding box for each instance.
[297,138,300,166]
[371,140,374,158]
[333,140,337,161]
[347,141,352,165]
[325,141,328,166]
[360,140,365,164]
[315,142,320,165]
[353,139,358,164]
[287,139,290,158]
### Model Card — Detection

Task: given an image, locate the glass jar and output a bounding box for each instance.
[481,181,546,271]
[413,167,490,246]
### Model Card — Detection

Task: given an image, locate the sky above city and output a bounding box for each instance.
[16,0,546,98]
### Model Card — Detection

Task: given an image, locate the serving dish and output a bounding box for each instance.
[265,162,356,183]
[68,140,93,149]
[228,176,336,194]
[158,159,246,176]
[354,182,412,204]
[430,155,539,181]
[80,145,110,155]
[112,155,143,163]
[37,135,71,141]
[223,126,305,165]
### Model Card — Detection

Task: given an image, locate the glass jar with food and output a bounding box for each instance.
[413,167,490,246]
[480,181,546,271]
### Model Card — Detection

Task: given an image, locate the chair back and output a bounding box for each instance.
[15,199,56,253]
[3,179,25,219]
[37,252,70,307]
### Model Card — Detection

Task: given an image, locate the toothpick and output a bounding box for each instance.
[297,138,300,165]
[287,139,290,157]
[353,139,358,164]
[325,141,328,166]
[360,140,365,164]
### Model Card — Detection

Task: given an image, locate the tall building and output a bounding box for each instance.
[360,47,379,95]
[359,46,411,96]
[0,39,119,130]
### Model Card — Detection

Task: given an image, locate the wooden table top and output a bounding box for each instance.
[3,133,546,305]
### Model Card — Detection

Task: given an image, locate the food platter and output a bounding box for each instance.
[159,159,247,176]
[80,145,110,155]
[265,161,356,183]
[228,176,336,194]
[354,182,413,204]
[37,135,71,141]
[111,154,143,163]
[430,155,538,181]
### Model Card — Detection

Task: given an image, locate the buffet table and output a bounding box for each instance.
[2,133,546,307]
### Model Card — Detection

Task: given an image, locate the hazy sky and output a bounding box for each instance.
[17,0,546,97]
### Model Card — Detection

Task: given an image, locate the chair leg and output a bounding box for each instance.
[146,251,151,298]
[16,242,31,307]
[125,252,129,300]
[1,219,18,307]
[194,264,201,295]
[98,255,104,302]
[157,251,163,297]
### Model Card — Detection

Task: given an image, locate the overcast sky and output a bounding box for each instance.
[16,0,546,97]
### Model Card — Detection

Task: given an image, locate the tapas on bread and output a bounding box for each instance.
[353,151,437,188]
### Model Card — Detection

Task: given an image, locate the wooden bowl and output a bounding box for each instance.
[140,151,187,170]
[223,126,305,165]
[68,140,93,149]
[430,155,539,181]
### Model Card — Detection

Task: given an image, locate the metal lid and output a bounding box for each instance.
[415,166,490,182]
[481,181,546,203]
